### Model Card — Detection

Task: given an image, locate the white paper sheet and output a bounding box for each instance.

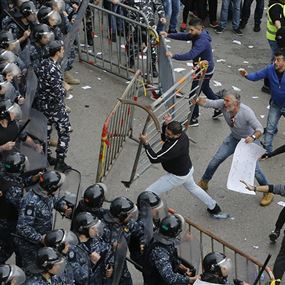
[194,279,221,285]
[174,68,186,73]
[227,139,266,195]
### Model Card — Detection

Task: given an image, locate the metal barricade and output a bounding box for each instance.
[121,63,207,187]
[186,218,275,284]
[79,2,158,85]
[96,70,144,182]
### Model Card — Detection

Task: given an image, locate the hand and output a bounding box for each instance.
[41,234,46,245]
[240,180,255,191]
[160,31,168,37]
[34,143,43,153]
[32,172,43,183]
[17,96,25,105]
[188,275,200,284]
[140,244,145,254]
[105,265,113,278]
[160,17,166,24]
[139,133,148,144]
[95,0,101,4]
[192,96,206,106]
[239,68,248,77]
[72,4,79,11]
[166,51,173,58]
[63,11,68,17]
[0,141,15,151]
[112,0,119,4]
[90,252,101,264]
[23,30,31,39]
[163,113,172,124]
[64,207,73,218]
[244,136,254,144]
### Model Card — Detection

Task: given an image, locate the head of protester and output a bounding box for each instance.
[37,6,62,27]
[109,196,138,224]
[273,48,285,73]
[0,264,26,285]
[165,120,183,142]
[38,170,65,197]
[188,17,204,37]
[222,91,241,114]
[83,183,107,211]
[72,211,104,240]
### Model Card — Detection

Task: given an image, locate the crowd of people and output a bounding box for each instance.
[1,0,285,284]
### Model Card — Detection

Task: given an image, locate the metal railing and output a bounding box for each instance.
[96,70,143,182]
[79,2,158,85]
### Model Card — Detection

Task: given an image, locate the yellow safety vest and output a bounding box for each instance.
[267,3,285,41]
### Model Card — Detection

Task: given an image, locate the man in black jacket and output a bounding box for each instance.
[140,119,226,218]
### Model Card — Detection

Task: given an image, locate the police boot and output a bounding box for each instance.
[64,71,80,85]
[152,64,158,78]
[54,158,72,172]
[48,155,57,166]
[269,229,280,242]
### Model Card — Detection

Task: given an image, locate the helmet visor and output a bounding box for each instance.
[47,10,62,26]
[219,258,232,277]
[151,200,167,221]
[40,31,55,43]
[62,230,79,246]
[50,258,66,276]
[1,63,21,78]
[124,205,138,223]
[53,0,66,12]
[0,50,17,63]
[7,102,22,121]
[89,219,104,238]
[9,265,26,285]
[0,80,14,95]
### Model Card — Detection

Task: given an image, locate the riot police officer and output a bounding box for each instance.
[24,247,66,285]
[70,211,107,285]
[0,264,26,285]
[144,214,196,285]
[16,170,70,271]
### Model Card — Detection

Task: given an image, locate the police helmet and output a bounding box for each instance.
[44,229,78,252]
[37,6,53,24]
[137,191,161,210]
[3,152,27,174]
[0,31,15,50]
[72,212,103,238]
[0,100,11,120]
[0,264,26,285]
[159,214,184,238]
[39,170,65,194]
[83,183,106,209]
[203,252,232,277]
[36,247,63,271]
[110,196,138,222]
[32,24,52,41]
[19,1,37,17]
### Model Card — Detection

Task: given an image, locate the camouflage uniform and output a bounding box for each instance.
[32,57,71,160]
[29,42,50,72]
[143,236,190,285]
[24,273,65,285]
[15,185,61,270]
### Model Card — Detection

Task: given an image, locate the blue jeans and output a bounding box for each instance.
[240,0,264,25]
[157,0,180,32]
[219,0,241,30]
[202,134,269,185]
[268,40,278,62]
[263,101,285,153]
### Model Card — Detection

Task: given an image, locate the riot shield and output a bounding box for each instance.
[19,108,47,171]
[139,201,154,245]
[21,67,38,121]
[176,230,201,274]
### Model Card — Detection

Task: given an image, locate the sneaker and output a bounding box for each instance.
[197,179,208,191]
[253,24,261,32]
[261,85,270,94]
[209,21,219,28]
[180,22,187,32]
[260,193,274,206]
[212,109,223,120]
[189,118,199,127]
[207,203,221,215]
[233,28,243,36]
[269,230,280,243]
[215,26,224,34]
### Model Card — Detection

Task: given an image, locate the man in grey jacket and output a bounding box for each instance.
[194,90,272,206]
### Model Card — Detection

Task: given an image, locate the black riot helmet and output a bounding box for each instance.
[32,23,54,41]
[0,264,26,285]
[137,191,161,210]
[36,247,65,274]
[19,1,37,17]
[72,212,103,238]
[3,152,27,174]
[110,196,138,223]
[83,183,107,210]
[37,6,62,26]
[39,170,65,194]
[44,229,78,253]
[0,32,15,50]
[202,252,232,278]
[159,214,184,238]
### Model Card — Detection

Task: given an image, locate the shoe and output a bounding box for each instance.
[63,81,73,91]
[253,24,261,32]
[68,126,73,133]
[64,71,80,85]
[269,229,280,242]
[207,203,221,215]
[48,155,57,166]
[239,21,246,29]
[215,26,224,34]
[167,29,177,34]
[233,28,243,36]
[212,109,223,120]
[49,138,58,147]
[54,158,72,172]
[261,85,270,94]
[152,65,158,78]
[189,118,199,127]
[180,22,187,32]
[197,179,208,191]
[150,91,160,101]
[65,106,71,113]
[209,21,219,28]
[260,193,274,206]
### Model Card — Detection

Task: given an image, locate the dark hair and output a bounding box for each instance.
[274,48,285,58]
[166,121,182,135]
[189,17,203,27]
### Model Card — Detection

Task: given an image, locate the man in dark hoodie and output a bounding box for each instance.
[161,18,222,127]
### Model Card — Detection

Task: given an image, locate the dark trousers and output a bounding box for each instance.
[208,0,218,22]
[240,0,264,25]
[273,234,285,279]
[190,74,218,119]
[180,0,195,23]
[275,207,285,231]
